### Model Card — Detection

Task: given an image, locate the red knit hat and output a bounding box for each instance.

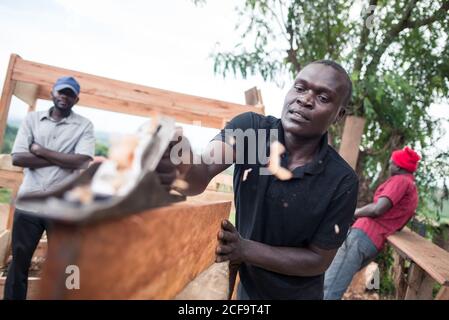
[391,146,421,173]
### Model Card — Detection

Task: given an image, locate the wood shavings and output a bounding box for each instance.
[65,185,93,205]
[242,168,252,181]
[109,135,139,171]
[172,179,189,191]
[334,224,340,234]
[268,141,293,181]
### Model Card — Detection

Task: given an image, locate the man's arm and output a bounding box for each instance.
[157,139,233,195]
[354,197,392,218]
[12,152,55,169]
[30,143,92,170]
[216,220,336,277]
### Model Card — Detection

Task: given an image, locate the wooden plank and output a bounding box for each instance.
[11,56,263,128]
[404,263,435,300]
[38,201,231,299]
[392,251,407,299]
[405,263,424,299]
[0,54,18,148]
[36,86,226,129]
[388,228,449,286]
[0,154,23,172]
[0,168,22,188]
[188,190,235,215]
[338,116,366,169]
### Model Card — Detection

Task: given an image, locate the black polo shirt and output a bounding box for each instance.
[214,112,358,300]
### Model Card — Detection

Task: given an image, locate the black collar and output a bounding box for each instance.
[277,121,329,178]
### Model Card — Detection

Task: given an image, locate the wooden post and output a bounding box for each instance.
[338,116,366,169]
[0,54,19,149]
[405,263,435,300]
[6,187,17,230]
[244,87,265,114]
[392,251,407,299]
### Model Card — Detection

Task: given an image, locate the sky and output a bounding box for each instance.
[0,0,448,151]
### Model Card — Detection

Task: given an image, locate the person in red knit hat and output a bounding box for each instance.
[324,146,421,299]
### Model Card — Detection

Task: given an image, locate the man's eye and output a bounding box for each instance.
[294,86,305,93]
[318,95,329,103]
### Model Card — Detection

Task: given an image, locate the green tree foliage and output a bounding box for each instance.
[1,124,18,154]
[95,141,109,157]
[197,0,449,222]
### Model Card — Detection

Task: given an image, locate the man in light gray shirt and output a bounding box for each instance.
[4,76,95,300]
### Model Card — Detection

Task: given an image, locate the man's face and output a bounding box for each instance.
[51,88,79,111]
[281,63,348,138]
[389,159,402,175]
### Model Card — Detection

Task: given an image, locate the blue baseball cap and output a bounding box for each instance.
[53,76,80,96]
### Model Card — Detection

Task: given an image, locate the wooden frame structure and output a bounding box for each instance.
[0,53,263,272]
[387,228,449,300]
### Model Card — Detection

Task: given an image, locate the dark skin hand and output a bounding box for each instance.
[12,88,90,170]
[354,197,393,218]
[216,220,337,277]
[155,63,352,298]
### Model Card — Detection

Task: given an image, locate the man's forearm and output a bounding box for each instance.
[12,153,55,169]
[241,239,329,277]
[182,163,215,196]
[35,148,91,169]
[354,204,377,218]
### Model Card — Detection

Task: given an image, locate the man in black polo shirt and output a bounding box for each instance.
[156,60,358,299]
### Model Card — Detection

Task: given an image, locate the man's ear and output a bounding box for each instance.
[334,107,346,123]
[75,96,80,104]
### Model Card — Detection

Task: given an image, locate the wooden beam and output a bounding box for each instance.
[0,54,19,148]
[35,86,226,129]
[0,169,22,189]
[0,154,23,172]
[11,56,263,128]
[38,201,231,299]
[339,116,366,169]
[388,228,449,286]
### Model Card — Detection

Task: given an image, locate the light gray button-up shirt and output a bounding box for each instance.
[12,108,95,212]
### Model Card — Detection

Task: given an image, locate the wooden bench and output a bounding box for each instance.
[387,227,449,300]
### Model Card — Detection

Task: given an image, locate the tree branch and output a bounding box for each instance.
[353,0,378,75]
[365,0,418,73]
[405,0,449,28]
[366,0,448,75]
